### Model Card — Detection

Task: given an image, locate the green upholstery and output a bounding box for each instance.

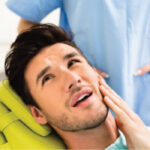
[0,80,65,149]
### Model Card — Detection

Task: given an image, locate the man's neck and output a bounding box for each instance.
[55,112,119,149]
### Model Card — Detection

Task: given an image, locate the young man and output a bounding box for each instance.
[6,0,150,126]
[5,24,150,149]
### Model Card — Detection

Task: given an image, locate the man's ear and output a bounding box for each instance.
[28,105,48,125]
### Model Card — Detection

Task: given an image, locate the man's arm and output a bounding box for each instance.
[18,18,38,33]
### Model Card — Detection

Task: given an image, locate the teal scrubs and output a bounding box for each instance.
[106,131,128,150]
[6,0,150,125]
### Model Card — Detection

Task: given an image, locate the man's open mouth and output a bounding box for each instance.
[71,89,93,107]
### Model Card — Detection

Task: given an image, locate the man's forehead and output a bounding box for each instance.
[25,43,81,76]
[25,43,82,87]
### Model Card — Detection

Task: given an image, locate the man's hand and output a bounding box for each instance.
[98,76,150,150]
[134,63,150,76]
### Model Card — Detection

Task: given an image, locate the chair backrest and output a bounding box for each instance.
[0,79,65,149]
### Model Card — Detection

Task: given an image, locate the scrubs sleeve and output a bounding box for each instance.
[6,0,62,22]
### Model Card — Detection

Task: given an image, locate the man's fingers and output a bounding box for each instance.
[98,76,120,99]
[104,96,131,125]
[134,63,150,76]
[99,76,138,119]
[100,85,120,104]
[100,85,135,118]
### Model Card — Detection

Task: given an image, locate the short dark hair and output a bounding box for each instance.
[5,24,81,107]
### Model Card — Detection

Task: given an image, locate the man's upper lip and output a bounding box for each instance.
[71,88,93,107]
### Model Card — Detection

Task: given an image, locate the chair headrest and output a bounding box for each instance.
[0,79,51,136]
[0,79,65,149]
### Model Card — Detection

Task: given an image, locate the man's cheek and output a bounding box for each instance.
[89,73,99,88]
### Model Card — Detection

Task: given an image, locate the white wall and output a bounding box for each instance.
[0,0,60,80]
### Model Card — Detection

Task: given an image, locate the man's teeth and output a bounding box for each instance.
[73,92,92,107]
[77,93,90,102]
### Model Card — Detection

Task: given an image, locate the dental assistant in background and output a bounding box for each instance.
[6,0,150,125]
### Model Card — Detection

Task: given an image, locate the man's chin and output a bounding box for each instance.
[81,105,109,131]
[54,105,109,133]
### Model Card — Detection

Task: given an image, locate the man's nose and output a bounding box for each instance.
[61,69,82,92]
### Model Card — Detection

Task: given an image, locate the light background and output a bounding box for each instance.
[0,0,60,80]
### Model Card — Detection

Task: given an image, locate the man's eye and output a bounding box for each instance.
[68,59,80,68]
[42,74,55,85]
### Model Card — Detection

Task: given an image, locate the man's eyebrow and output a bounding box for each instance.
[36,66,51,85]
[63,52,79,60]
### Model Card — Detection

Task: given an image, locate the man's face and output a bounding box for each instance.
[25,43,108,132]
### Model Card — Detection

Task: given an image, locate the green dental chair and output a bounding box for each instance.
[0,79,65,149]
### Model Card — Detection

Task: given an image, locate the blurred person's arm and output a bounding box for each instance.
[18,18,38,33]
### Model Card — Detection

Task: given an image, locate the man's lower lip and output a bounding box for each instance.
[73,94,93,108]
